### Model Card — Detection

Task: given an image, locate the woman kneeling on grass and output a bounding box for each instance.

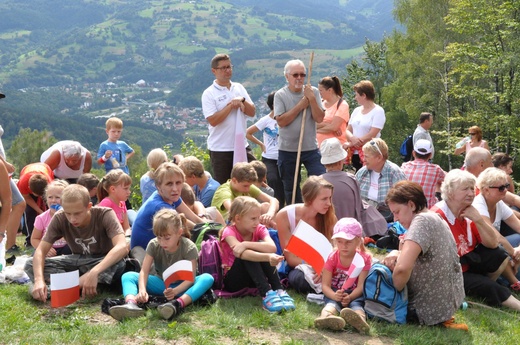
[314,218,371,334]
[221,196,295,313]
[109,209,214,321]
[382,181,468,330]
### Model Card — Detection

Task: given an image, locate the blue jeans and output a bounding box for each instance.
[121,271,214,302]
[506,233,520,247]
[323,287,365,313]
[278,149,326,204]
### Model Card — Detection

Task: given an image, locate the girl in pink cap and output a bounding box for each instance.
[314,217,372,333]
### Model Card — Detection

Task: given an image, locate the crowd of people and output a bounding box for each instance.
[1,54,519,335]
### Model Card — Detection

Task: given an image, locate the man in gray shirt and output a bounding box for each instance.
[274,59,326,203]
[412,112,435,159]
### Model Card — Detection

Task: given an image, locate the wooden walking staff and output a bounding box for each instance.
[291,51,314,204]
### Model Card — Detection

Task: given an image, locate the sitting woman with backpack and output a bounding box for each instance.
[381,181,467,330]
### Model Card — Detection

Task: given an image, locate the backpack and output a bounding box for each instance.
[192,222,223,250]
[363,263,408,324]
[198,235,224,290]
[399,135,414,162]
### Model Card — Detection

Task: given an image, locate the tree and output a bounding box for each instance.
[383,0,460,168]
[7,128,56,176]
[443,0,520,154]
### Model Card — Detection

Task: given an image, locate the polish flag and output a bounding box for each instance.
[233,110,247,165]
[341,252,365,291]
[285,220,332,275]
[163,260,194,287]
[50,270,80,308]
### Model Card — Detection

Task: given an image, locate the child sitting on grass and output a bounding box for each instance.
[31,180,71,257]
[211,162,278,227]
[181,182,225,225]
[97,170,133,237]
[220,196,294,312]
[109,208,214,321]
[314,217,372,334]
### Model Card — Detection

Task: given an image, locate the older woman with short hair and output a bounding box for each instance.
[381,181,466,329]
[354,138,406,217]
[431,169,520,311]
[41,140,92,183]
[473,167,520,289]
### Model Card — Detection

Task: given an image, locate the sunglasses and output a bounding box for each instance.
[369,140,383,157]
[469,133,476,135]
[489,183,510,192]
[291,73,306,79]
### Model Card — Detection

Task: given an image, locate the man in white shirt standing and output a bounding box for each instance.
[201,54,256,184]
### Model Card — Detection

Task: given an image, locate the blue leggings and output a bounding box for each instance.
[121,271,214,302]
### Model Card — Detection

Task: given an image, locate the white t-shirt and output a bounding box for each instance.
[349,104,386,153]
[368,171,380,202]
[201,80,252,151]
[253,114,279,160]
[472,193,513,230]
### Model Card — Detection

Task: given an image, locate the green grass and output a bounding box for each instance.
[2,238,520,345]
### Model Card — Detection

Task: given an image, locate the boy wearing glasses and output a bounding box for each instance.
[274,59,326,204]
[201,53,256,185]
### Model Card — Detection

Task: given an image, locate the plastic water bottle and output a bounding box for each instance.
[110,157,120,168]
[455,137,471,149]
[0,235,6,272]
[460,301,468,310]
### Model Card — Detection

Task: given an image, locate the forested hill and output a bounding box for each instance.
[0,0,394,93]
[0,0,395,153]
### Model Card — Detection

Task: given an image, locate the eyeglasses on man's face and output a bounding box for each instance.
[215,65,233,71]
[290,73,306,79]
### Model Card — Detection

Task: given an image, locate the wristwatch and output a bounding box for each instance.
[241,97,246,103]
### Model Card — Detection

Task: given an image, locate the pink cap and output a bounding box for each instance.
[332,217,363,240]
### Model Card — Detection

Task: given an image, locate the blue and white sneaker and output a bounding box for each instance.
[278,290,295,311]
[262,290,284,313]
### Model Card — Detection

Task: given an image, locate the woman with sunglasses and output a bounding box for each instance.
[343,80,386,172]
[473,167,520,290]
[431,169,520,311]
[454,125,490,156]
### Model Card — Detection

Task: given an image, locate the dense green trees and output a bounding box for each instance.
[346,0,520,174]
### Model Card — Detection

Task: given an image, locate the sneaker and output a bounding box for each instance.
[278,291,295,311]
[158,300,181,320]
[314,315,346,331]
[262,290,284,313]
[441,317,469,331]
[6,244,20,254]
[109,303,145,321]
[196,289,217,307]
[306,293,325,305]
[340,308,370,334]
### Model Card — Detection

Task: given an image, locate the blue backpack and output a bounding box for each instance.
[363,263,408,324]
[400,135,414,162]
